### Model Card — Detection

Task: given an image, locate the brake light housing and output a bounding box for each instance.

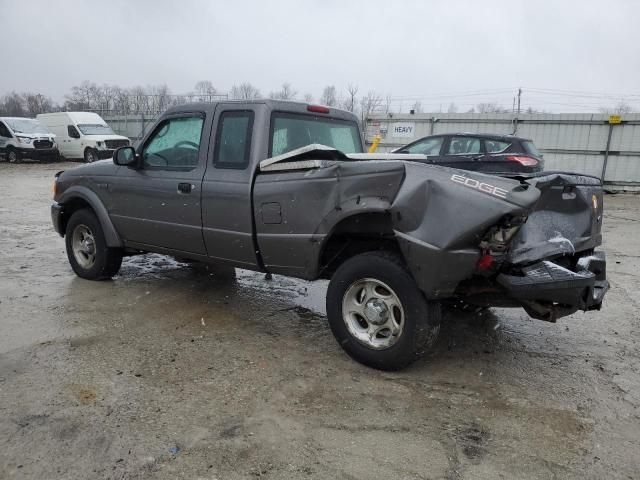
[506,155,538,166]
[307,105,330,114]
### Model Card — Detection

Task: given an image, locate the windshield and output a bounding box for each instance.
[77,123,115,135]
[270,112,362,156]
[5,118,51,135]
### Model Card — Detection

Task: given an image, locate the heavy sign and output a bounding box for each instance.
[390,122,415,138]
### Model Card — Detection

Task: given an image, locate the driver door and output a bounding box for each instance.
[109,112,211,255]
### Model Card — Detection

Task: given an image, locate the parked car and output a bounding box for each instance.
[0,117,58,162]
[50,100,607,370]
[37,112,130,163]
[393,133,544,174]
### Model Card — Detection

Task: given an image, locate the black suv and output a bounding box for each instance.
[394,133,544,174]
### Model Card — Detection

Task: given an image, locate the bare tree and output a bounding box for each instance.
[599,101,634,115]
[320,85,338,106]
[0,92,26,116]
[383,94,392,114]
[24,93,54,115]
[343,84,358,112]
[303,93,314,103]
[360,91,383,122]
[231,82,261,100]
[146,84,172,112]
[194,80,217,101]
[447,102,458,113]
[65,80,101,110]
[269,82,297,100]
[128,86,148,114]
[476,102,508,113]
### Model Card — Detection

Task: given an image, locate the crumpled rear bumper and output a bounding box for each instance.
[497,251,608,321]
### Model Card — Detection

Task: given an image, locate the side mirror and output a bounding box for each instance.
[113,146,138,167]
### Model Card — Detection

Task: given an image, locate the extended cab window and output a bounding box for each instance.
[214,111,254,169]
[270,112,362,156]
[142,116,204,170]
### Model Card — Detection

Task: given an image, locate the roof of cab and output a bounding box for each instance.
[162,99,358,122]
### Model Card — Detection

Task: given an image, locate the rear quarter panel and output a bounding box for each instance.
[253,161,405,278]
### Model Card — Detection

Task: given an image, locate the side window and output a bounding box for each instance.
[142,116,204,170]
[485,140,510,153]
[0,122,11,138]
[214,111,254,169]
[68,125,80,138]
[446,137,481,155]
[404,137,443,155]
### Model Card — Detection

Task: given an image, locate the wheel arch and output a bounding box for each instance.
[318,210,402,279]
[57,186,123,247]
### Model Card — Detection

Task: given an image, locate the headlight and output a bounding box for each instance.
[17,137,32,144]
[96,141,103,148]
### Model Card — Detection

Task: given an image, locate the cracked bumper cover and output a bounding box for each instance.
[497,251,608,320]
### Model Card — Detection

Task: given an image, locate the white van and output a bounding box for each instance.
[37,112,130,162]
[0,117,58,162]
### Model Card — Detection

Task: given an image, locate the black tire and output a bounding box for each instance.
[326,251,441,370]
[65,209,123,280]
[84,148,98,163]
[7,147,20,163]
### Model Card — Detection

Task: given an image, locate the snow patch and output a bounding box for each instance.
[548,231,575,253]
[577,255,599,270]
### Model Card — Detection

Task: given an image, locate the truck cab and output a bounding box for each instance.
[37,111,130,163]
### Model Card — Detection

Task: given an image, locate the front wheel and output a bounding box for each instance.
[7,148,20,163]
[65,209,123,279]
[326,251,441,370]
[84,148,98,163]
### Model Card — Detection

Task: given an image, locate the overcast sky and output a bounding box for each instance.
[3,0,640,112]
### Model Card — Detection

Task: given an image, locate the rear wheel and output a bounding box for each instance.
[326,251,441,370]
[84,148,98,163]
[65,209,123,279]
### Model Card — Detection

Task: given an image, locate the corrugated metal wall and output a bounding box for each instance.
[365,113,640,189]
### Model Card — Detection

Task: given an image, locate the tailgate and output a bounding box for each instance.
[496,172,608,321]
[507,172,603,264]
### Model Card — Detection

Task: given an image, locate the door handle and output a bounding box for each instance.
[177,183,193,194]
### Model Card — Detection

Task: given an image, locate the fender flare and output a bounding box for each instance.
[313,196,394,276]
[58,186,123,247]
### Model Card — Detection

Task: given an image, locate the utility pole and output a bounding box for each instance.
[513,88,522,135]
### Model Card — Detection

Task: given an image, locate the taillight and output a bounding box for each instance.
[506,155,538,166]
[476,254,495,271]
[307,105,330,114]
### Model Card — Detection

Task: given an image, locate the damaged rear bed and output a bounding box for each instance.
[257,145,609,322]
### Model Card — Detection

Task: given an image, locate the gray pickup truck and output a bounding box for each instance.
[51,100,608,370]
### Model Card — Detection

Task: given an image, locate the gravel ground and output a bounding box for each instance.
[0,162,639,480]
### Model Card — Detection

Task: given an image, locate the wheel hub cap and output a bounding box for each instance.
[71,224,97,269]
[341,278,405,350]
[364,298,389,325]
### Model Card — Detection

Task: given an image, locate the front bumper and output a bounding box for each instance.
[16,146,59,161]
[497,251,609,321]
